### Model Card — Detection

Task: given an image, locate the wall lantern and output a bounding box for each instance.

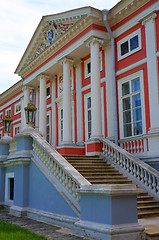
[3,114,13,133]
[25,101,37,125]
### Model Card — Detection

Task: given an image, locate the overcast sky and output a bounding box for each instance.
[0,0,119,94]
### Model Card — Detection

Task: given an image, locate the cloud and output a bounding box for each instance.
[0,0,119,93]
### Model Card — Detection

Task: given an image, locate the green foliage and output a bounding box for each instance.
[0,220,47,240]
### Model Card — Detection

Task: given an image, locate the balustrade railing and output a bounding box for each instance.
[118,135,149,154]
[100,138,159,199]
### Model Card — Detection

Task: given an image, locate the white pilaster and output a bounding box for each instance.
[38,74,49,139]
[105,44,114,139]
[143,13,159,132]
[62,58,73,144]
[75,61,83,144]
[90,38,103,138]
[22,86,30,131]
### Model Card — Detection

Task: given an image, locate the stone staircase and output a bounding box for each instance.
[63,155,159,219]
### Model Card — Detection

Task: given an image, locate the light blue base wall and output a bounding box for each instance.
[0,168,5,203]
[14,166,29,208]
[28,160,77,218]
[80,194,138,225]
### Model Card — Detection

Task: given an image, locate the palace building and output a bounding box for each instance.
[0,0,159,239]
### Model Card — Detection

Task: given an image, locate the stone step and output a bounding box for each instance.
[137,200,159,207]
[88,179,132,184]
[138,210,159,219]
[63,154,159,219]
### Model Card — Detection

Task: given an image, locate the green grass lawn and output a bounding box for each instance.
[0,220,47,240]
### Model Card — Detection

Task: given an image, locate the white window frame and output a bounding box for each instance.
[13,123,21,136]
[5,107,11,117]
[46,83,51,99]
[117,29,141,61]
[46,111,51,143]
[118,70,146,139]
[84,93,92,140]
[84,58,91,79]
[14,102,21,115]
[58,103,63,145]
[5,172,14,206]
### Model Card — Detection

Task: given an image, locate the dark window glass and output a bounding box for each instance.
[122,82,130,96]
[130,35,139,51]
[121,41,129,56]
[46,86,50,96]
[87,62,91,74]
[124,124,132,137]
[10,178,14,201]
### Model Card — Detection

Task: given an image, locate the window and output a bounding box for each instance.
[84,58,91,79]
[46,113,50,143]
[46,85,50,98]
[87,97,92,139]
[0,132,2,139]
[5,173,14,205]
[84,94,92,140]
[13,124,20,136]
[14,102,21,114]
[60,109,63,143]
[5,108,11,117]
[117,29,141,61]
[118,72,145,138]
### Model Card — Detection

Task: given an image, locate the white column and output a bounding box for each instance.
[35,87,39,129]
[22,86,30,131]
[62,58,73,144]
[76,61,83,144]
[51,77,56,148]
[90,38,103,138]
[38,74,49,139]
[143,13,159,132]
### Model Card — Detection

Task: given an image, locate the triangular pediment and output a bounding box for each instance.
[31,17,81,61]
[15,6,102,75]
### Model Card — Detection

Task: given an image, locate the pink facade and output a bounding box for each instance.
[0,0,159,160]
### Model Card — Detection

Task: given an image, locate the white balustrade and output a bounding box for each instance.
[118,135,149,154]
[101,138,159,199]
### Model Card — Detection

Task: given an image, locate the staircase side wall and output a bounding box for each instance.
[28,160,78,218]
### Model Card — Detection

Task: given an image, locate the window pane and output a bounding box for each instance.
[87,97,91,109]
[133,121,142,135]
[88,122,91,133]
[10,178,14,201]
[87,62,91,74]
[122,82,130,96]
[61,109,63,119]
[124,124,132,137]
[133,108,142,121]
[132,77,140,92]
[132,93,141,108]
[122,97,130,110]
[121,41,129,56]
[47,115,49,124]
[130,35,139,51]
[88,110,91,121]
[47,87,50,96]
[123,110,131,123]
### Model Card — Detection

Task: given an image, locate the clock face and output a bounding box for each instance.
[48,29,54,45]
